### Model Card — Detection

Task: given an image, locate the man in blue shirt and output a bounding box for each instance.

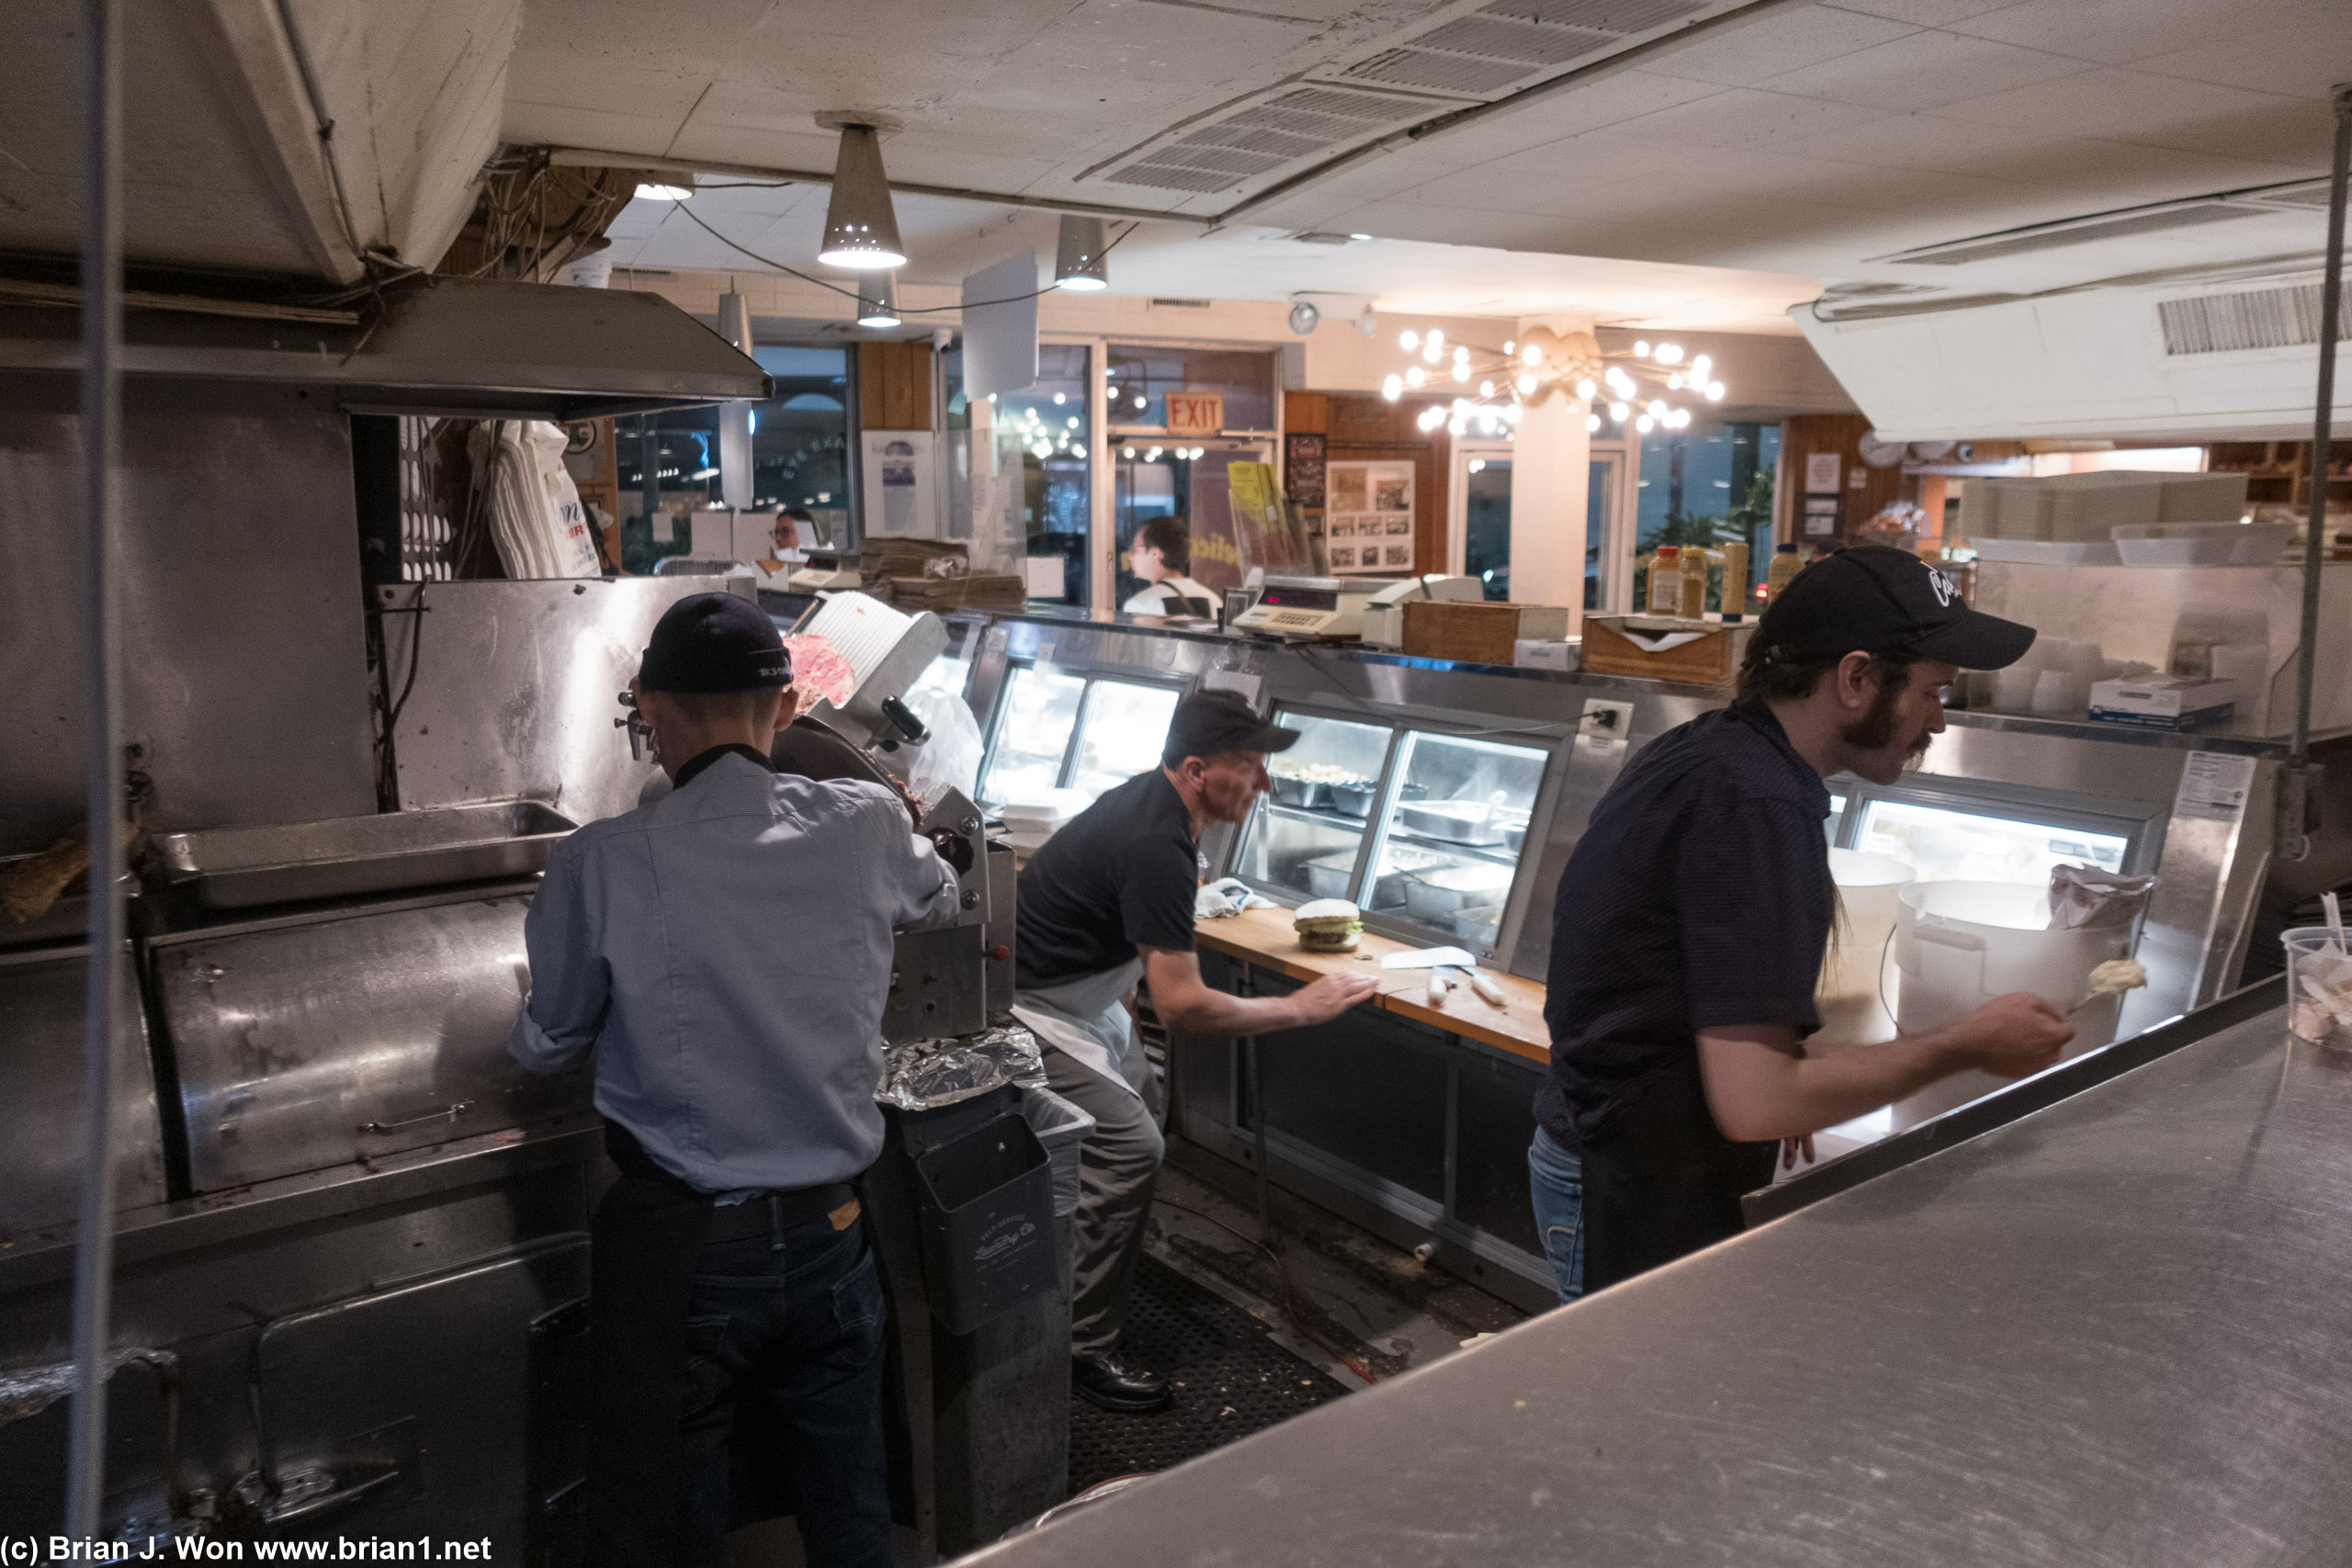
[509,592,958,1568]
[1533,548,2074,1299]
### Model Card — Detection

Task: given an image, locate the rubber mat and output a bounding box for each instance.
[1068,1254,1351,1494]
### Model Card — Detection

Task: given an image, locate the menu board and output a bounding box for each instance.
[1284,432,1327,509]
[1323,459,1415,575]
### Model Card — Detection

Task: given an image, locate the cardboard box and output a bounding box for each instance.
[1400,601,1571,665]
[2088,675,2236,730]
[1514,638,1578,671]
[1578,615,1752,685]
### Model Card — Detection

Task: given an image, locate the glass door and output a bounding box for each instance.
[1362,729,1550,951]
[1113,438,1281,607]
[1585,447,1628,613]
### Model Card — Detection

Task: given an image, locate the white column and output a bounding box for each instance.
[1508,390,1593,632]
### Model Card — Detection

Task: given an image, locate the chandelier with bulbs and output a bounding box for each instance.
[1379,324,1727,439]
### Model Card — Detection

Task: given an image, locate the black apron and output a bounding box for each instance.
[1578,1047,1778,1293]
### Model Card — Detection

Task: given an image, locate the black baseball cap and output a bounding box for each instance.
[638,592,793,693]
[1162,690,1299,767]
[1757,546,2035,671]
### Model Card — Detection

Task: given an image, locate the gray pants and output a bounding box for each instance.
[1039,1045,1166,1359]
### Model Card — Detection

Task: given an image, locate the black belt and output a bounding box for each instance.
[701,1183,858,1244]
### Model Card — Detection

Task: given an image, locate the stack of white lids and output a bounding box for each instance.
[998,790,1094,853]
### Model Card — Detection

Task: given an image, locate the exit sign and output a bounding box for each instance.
[1164,391,1224,436]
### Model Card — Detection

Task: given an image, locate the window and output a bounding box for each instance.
[1105,344,1276,433]
[993,344,1092,607]
[1631,422,1779,615]
[1464,457,1512,601]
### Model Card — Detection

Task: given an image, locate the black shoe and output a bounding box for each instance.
[1072,1350,1171,1414]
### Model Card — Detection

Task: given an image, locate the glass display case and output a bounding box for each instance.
[1850,797,2131,884]
[1231,714,1394,903]
[1232,707,1553,953]
[975,662,1189,808]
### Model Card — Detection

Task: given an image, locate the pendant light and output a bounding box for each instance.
[1054,215,1110,291]
[816,116,906,269]
[856,272,901,328]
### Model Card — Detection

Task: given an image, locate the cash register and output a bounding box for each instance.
[1231,574,1408,639]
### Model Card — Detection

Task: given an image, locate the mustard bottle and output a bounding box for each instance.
[1679,545,1711,619]
[1646,546,1681,614]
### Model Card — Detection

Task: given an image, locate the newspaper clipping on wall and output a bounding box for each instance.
[1322,459,1415,574]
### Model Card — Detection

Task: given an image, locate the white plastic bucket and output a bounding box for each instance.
[1813,850,1914,1048]
[1889,879,2132,1130]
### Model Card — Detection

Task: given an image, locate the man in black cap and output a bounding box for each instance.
[508,591,960,1568]
[1012,689,1376,1412]
[1531,547,2075,1297]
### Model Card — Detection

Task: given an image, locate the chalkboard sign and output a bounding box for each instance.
[1284,432,1327,509]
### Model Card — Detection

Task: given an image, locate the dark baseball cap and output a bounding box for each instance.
[1161,690,1300,767]
[638,592,793,693]
[1757,546,2035,671]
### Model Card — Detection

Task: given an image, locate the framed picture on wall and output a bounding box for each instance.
[1324,459,1413,574]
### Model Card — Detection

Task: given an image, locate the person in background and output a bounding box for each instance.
[1531,547,2074,1302]
[772,507,819,558]
[1012,691,1377,1412]
[508,592,961,1568]
[1122,516,1216,617]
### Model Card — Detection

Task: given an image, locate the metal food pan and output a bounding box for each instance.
[1396,800,1529,847]
[1270,775,1329,809]
[1305,855,1356,900]
[1403,866,1516,919]
[154,801,576,908]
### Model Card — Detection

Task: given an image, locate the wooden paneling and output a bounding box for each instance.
[1284,390,1450,575]
[858,341,934,431]
[1780,413,1903,547]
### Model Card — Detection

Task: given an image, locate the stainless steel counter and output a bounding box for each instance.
[968,990,2352,1567]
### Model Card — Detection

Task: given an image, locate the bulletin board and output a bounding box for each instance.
[1321,459,1416,575]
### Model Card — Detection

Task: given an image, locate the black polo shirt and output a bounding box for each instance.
[1534,701,1834,1149]
[1015,769,1199,989]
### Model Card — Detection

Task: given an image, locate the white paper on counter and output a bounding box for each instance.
[1617,628,1709,654]
[1381,946,1477,970]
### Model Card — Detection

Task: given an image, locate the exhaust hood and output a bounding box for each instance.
[0,275,771,419]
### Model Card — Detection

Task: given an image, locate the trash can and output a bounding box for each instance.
[911,1111,1057,1335]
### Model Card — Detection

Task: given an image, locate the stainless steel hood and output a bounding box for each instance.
[0,275,771,419]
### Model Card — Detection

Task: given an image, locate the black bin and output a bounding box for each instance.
[910,1112,1057,1335]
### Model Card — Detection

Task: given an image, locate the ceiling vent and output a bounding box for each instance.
[1098,0,1716,196]
[2159,282,2352,356]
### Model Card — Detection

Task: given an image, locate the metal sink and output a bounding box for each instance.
[153,801,577,908]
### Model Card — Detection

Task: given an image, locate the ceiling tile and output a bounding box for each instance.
[2130,14,2352,100]
[1933,68,2335,166]
[1816,0,2018,23]
[1638,3,1917,87]
[1615,87,1897,150]
[1946,0,2332,66]
[1760,29,2091,109]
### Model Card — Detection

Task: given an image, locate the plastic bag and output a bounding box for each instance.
[468,420,601,580]
[2049,865,2157,931]
[904,683,986,802]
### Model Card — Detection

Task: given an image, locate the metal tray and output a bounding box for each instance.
[0,855,136,950]
[1403,863,1516,919]
[1396,799,1531,847]
[153,801,577,909]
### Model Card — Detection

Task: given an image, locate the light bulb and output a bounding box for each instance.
[1053,392,1067,404]
[1502,404,1522,424]
[1706,381,1724,400]
[1147,446,1162,460]
[1453,344,1470,363]
[1690,355,1711,381]
[1671,409,1691,428]
[1381,374,1403,401]
[1657,343,1682,365]
[1422,342,1441,364]
[1428,329,1443,350]
[1479,380,1495,397]
[1068,416,1080,429]
[1449,422,1466,437]
[1502,340,1515,355]
[1668,373,1683,389]
[1610,400,1629,421]
[1515,373,1537,396]
[1575,378,1596,400]
[1586,413,1601,433]
[1406,367,1426,387]
[1633,340,1650,357]
[1647,400,1668,419]
[1123,446,1136,458]
[1635,415,1654,434]
[1133,395,1147,409]
[1453,363,1469,381]
[1399,330,1419,350]
[1521,344,1542,367]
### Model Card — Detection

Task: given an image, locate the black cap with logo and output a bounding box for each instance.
[638,592,793,693]
[1161,690,1300,767]
[1756,546,2035,671]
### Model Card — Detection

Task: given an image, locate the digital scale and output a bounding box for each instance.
[1232,575,1406,638]
[787,552,862,592]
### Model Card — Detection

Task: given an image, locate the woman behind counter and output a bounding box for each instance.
[1122,516,1217,617]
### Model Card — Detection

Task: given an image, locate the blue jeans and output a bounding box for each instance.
[1527,1125,1586,1305]
[676,1221,892,1568]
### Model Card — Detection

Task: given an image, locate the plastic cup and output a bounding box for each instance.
[2283,926,2352,1050]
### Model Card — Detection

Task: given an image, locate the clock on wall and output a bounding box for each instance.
[1858,431,1908,468]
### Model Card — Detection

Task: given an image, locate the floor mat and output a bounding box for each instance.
[1068,1254,1351,1494]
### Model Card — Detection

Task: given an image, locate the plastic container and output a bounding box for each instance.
[1812,851,1913,1048]
[911,1111,1058,1333]
[1765,543,1801,604]
[1647,547,1681,615]
[1970,538,2120,566]
[1890,880,2134,1131]
[1018,1082,1096,1219]
[2283,926,2352,1052]
[1679,546,1711,617]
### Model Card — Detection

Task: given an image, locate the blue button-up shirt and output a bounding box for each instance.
[507,750,959,1191]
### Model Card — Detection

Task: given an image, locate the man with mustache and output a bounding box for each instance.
[1530,546,2074,1298]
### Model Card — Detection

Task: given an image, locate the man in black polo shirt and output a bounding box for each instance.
[1532,547,2075,1296]
[1013,690,1376,1412]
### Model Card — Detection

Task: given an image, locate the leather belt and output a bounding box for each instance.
[700,1182,859,1245]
